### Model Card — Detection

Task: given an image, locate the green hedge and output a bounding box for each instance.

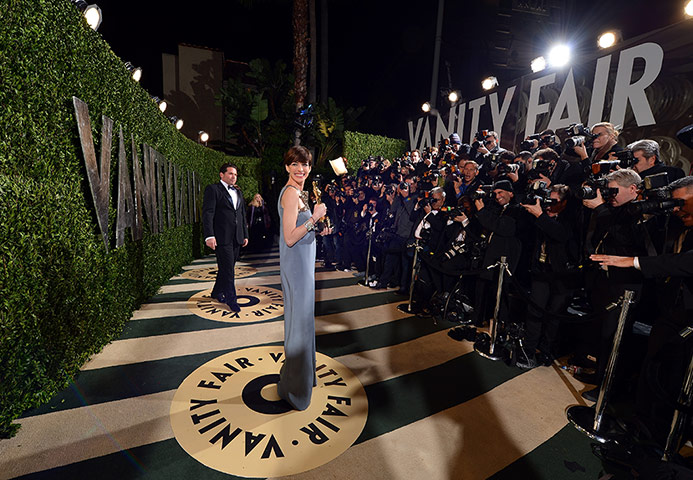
[343,130,407,172]
[0,0,260,436]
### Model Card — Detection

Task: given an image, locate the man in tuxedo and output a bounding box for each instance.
[202,163,249,312]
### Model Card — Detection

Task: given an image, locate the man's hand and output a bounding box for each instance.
[477,146,490,155]
[206,237,217,250]
[522,198,543,218]
[538,173,552,186]
[590,254,635,268]
[453,213,468,224]
[423,204,432,215]
[507,171,519,183]
[242,238,249,247]
[474,198,485,211]
[582,187,604,209]
[574,143,588,160]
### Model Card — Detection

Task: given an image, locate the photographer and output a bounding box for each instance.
[371,180,417,293]
[572,122,623,164]
[471,179,523,325]
[531,147,585,191]
[581,168,650,402]
[474,130,504,156]
[590,175,693,445]
[521,129,562,155]
[516,184,580,369]
[628,139,685,183]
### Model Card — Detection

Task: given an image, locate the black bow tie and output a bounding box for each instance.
[227,184,235,191]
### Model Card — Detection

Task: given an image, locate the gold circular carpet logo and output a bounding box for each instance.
[187,287,284,323]
[181,265,258,281]
[170,346,368,477]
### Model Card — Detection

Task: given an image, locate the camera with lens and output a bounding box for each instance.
[399,181,409,191]
[521,134,542,151]
[521,180,557,206]
[560,123,597,149]
[575,178,619,200]
[470,184,494,201]
[497,162,521,175]
[612,150,638,169]
[418,190,435,209]
[526,159,553,180]
[625,173,685,216]
[471,130,490,150]
[442,240,468,260]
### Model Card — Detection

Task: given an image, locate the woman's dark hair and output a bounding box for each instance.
[283,146,313,167]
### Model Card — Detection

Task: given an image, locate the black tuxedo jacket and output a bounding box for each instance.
[202,182,249,246]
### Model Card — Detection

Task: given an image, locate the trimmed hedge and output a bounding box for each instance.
[343,130,408,172]
[0,0,260,435]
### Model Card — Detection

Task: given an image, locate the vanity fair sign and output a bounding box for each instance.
[73,96,200,251]
[407,21,693,172]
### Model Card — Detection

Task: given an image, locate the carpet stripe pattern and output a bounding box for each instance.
[1,248,605,479]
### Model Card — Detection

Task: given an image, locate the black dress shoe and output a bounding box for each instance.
[226,301,241,312]
[581,387,600,403]
[394,289,408,296]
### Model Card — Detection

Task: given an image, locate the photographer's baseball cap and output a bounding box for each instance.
[449,133,462,145]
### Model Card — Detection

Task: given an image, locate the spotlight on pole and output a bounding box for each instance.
[198,131,209,143]
[481,76,498,91]
[124,62,142,82]
[421,102,431,113]
[71,1,102,30]
[531,56,547,73]
[597,31,620,49]
[685,0,693,17]
[151,96,167,113]
[448,91,459,103]
[547,44,571,68]
[170,116,184,130]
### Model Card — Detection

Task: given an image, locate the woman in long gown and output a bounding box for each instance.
[276,146,327,410]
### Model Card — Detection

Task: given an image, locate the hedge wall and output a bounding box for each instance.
[343,130,408,172]
[0,0,260,436]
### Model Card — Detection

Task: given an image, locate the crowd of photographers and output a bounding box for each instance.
[311,123,693,448]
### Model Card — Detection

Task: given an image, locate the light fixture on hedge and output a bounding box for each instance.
[448,91,459,104]
[198,131,209,144]
[169,116,184,130]
[421,102,431,113]
[481,76,498,91]
[71,0,102,31]
[151,96,167,113]
[124,62,142,82]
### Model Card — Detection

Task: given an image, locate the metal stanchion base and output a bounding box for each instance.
[567,405,625,444]
[473,332,504,361]
[397,303,414,314]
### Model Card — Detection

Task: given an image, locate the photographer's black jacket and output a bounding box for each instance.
[476,202,523,275]
[527,210,580,275]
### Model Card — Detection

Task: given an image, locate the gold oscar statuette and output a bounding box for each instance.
[312,180,332,231]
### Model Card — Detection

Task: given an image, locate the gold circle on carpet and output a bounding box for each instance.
[181,265,257,281]
[170,346,368,477]
[187,287,283,323]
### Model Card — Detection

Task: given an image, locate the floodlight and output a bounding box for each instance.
[547,45,571,68]
[531,56,546,73]
[481,76,498,91]
[151,96,167,113]
[198,131,209,143]
[71,1,102,30]
[448,91,459,103]
[124,62,142,82]
[421,102,431,113]
[170,116,184,130]
[598,31,619,49]
[685,0,693,17]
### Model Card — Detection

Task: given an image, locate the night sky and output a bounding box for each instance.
[94,0,687,139]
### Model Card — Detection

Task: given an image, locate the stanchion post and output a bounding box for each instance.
[662,327,693,461]
[566,289,635,443]
[361,222,374,287]
[474,256,509,361]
